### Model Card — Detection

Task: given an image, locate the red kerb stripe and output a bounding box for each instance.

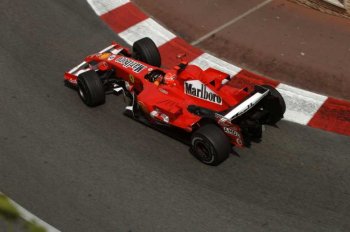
[228,69,280,90]
[100,2,148,33]
[308,97,350,136]
[159,37,203,69]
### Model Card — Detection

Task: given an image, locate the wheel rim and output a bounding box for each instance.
[194,140,215,163]
[77,80,87,101]
[78,87,85,100]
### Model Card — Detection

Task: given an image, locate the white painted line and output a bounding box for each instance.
[87,0,129,16]
[0,193,60,232]
[191,0,272,46]
[118,18,176,47]
[190,53,242,77]
[276,83,328,125]
[323,0,345,8]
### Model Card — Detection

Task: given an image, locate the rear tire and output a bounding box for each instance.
[191,124,231,166]
[261,85,286,124]
[77,70,105,107]
[133,37,161,67]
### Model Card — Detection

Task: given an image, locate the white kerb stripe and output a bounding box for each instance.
[276,83,327,125]
[190,53,242,77]
[118,18,176,47]
[87,0,130,16]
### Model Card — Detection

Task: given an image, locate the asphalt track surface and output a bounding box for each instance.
[0,0,350,231]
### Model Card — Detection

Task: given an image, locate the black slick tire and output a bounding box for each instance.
[77,70,105,107]
[133,37,161,67]
[261,85,286,124]
[191,124,231,166]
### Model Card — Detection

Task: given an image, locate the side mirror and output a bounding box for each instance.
[176,53,187,61]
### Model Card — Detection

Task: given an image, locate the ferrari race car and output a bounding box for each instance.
[64,37,286,166]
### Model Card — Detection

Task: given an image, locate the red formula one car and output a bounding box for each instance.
[64,38,285,165]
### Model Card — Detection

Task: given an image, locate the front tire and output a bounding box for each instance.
[77,70,105,107]
[133,37,161,67]
[191,124,231,166]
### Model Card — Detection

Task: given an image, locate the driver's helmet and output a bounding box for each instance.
[163,72,176,85]
[146,71,165,85]
[149,72,164,83]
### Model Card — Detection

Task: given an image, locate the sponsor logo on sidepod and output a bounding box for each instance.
[223,127,240,137]
[115,57,146,73]
[184,80,222,105]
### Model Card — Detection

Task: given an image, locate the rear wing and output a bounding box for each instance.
[223,86,269,120]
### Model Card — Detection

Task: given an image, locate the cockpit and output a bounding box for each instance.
[145,70,165,84]
[145,69,177,86]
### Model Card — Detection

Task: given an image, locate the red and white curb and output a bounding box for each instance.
[87,0,350,136]
[0,192,60,232]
